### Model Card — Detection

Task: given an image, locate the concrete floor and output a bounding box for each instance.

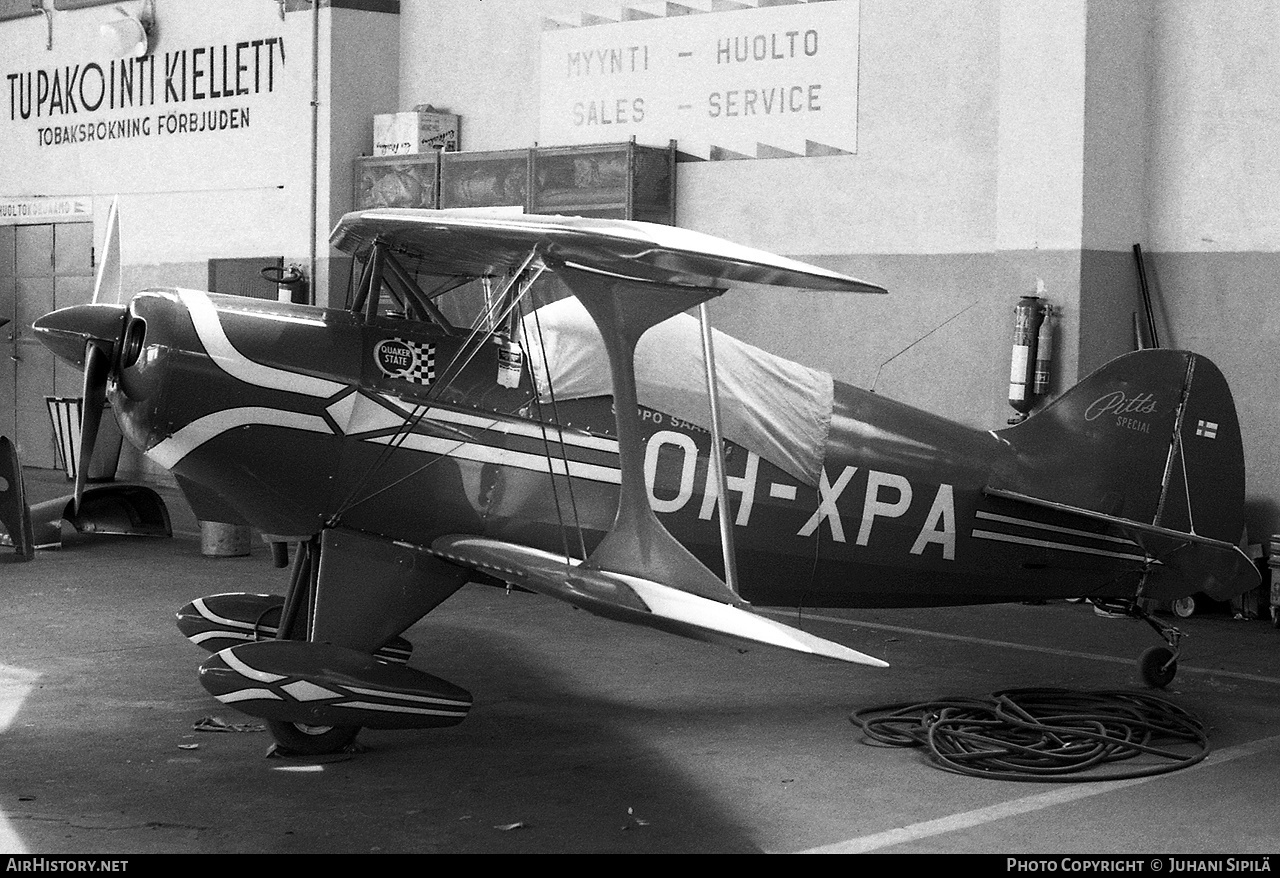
[3,471,1280,854]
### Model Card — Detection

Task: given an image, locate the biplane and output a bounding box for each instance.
[32,207,1259,755]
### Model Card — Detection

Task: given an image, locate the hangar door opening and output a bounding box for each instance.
[0,222,95,469]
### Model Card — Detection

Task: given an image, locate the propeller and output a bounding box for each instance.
[75,340,113,510]
[73,199,127,510]
[32,198,127,511]
[92,197,122,306]
[33,305,127,512]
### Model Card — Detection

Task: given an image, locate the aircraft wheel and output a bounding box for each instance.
[1171,596,1197,619]
[267,720,360,756]
[1139,645,1177,688]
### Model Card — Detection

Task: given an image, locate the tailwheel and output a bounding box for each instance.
[267,720,361,756]
[1131,599,1185,688]
[1139,645,1178,688]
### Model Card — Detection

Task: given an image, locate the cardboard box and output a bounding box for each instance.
[373,111,460,156]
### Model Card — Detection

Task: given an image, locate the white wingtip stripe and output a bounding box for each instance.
[192,597,258,631]
[190,630,254,645]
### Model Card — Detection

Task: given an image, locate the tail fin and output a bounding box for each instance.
[989,349,1251,597]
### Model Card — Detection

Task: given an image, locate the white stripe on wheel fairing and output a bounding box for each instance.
[216,647,286,684]
[216,688,283,704]
[335,700,469,717]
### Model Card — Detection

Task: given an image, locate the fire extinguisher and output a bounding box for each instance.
[1032,303,1054,397]
[1008,284,1045,423]
[260,264,308,304]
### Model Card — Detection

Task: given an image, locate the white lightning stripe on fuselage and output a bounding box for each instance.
[145,400,619,485]
[148,407,333,468]
[367,434,622,484]
[177,288,347,399]
[360,394,618,454]
[971,529,1149,563]
[412,403,619,454]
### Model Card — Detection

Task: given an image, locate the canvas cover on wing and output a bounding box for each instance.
[520,296,832,487]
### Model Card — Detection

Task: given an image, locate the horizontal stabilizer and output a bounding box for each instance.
[986,487,1260,601]
[433,534,888,667]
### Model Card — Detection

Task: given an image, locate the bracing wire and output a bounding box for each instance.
[522,293,589,564]
[850,688,1208,782]
[331,263,540,520]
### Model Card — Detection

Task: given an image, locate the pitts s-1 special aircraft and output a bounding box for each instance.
[34,207,1259,755]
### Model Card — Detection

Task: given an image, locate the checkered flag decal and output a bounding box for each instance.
[401,340,435,385]
[374,338,436,386]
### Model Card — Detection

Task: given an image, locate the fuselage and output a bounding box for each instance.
[113,288,1150,607]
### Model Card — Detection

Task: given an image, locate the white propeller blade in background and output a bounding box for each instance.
[92,198,121,305]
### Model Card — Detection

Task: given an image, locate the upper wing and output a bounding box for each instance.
[330,208,888,294]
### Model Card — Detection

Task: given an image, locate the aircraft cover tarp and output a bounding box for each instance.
[520,296,832,487]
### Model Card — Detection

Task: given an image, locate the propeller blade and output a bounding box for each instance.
[75,341,111,512]
[92,198,121,305]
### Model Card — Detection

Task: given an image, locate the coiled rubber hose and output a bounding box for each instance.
[849,688,1208,782]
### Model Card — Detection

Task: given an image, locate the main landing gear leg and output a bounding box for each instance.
[274,536,362,756]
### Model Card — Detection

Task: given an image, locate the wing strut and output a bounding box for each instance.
[554,261,743,607]
[698,302,739,596]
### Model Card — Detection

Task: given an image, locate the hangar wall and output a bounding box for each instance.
[401,0,1280,534]
[400,0,1088,426]
[1,0,1277,535]
[0,0,398,480]
[2,3,311,282]
[1142,2,1280,535]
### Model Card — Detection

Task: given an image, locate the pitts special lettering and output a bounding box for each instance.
[644,431,957,560]
[6,37,284,121]
[1084,391,1158,422]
